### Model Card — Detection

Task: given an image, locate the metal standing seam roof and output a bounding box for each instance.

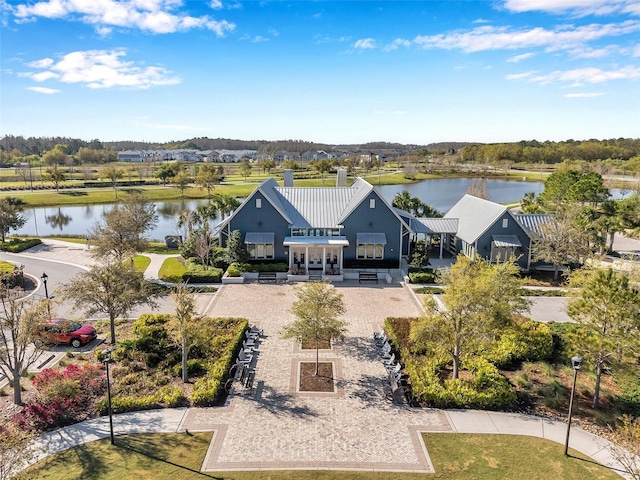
[275,186,358,228]
[491,235,522,247]
[515,214,557,236]
[414,217,459,234]
[444,194,508,244]
[244,232,275,244]
[356,233,388,245]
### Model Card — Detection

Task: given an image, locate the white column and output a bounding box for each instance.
[288,248,293,271]
[339,247,343,273]
[305,246,309,274]
[439,234,444,259]
[322,247,327,274]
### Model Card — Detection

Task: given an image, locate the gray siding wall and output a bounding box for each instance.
[341,191,402,263]
[227,191,290,262]
[476,213,531,269]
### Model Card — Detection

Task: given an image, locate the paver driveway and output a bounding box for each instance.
[181,282,453,472]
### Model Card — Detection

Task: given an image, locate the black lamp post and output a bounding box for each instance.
[102,349,115,445]
[40,272,49,299]
[564,355,582,456]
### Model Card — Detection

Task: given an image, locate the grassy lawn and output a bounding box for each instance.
[423,433,620,480]
[20,432,621,480]
[131,255,151,274]
[158,256,186,282]
[145,242,180,255]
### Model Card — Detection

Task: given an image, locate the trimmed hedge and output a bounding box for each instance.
[0,238,41,252]
[408,271,437,284]
[482,320,553,368]
[237,262,288,273]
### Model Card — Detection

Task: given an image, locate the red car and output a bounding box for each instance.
[38,318,97,348]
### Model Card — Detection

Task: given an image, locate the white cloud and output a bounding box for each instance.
[506,71,538,80]
[632,44,640,56]
[27,86,60,94]
[12,0,235,35]
[251,35,268,43]
[27,57,54,68]
[24,49,181,89]
[354,38,376,49]
[565,92,606,97]
[209,0,223,9]
[383,38,411,52]
[413,21,640,53]
[507,52,535,62]
[508,65,640,84]
[503,0,640,17]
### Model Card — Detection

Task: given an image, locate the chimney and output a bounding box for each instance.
[283,169,294,187]
[336,168,347,187]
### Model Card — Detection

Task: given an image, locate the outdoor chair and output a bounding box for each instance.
[238,350,253,365]
[382,353,396,368]
[374,333,387,348]
[242,340,255,353]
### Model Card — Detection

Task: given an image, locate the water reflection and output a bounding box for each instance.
[15,178,555,240]
[45,208,72,231]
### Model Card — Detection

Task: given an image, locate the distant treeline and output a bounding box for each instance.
[460,138,640,165]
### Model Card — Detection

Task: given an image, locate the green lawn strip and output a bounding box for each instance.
[131,255,151,274]
[47,236,87,245]
[0,260,16,275]
[145,242,180,255]
[158,257,186,282]
[21,431,621,480]
[422,433,620,480]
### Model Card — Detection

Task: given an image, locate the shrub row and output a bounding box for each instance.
[408,271,437,284]
[97,385,186,414]
[0,238,41,252]
[234,262,288,273]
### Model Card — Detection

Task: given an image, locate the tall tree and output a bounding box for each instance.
[61,261,159,345]
[238,159,252,182]
[0,289,49,405]
[225,229,248,264]
[0,197,26,243]
[195,163,223,196]
[531,207,592,280]
[167,284,202,383]
[173,170,191,197]
[101,165,124,197]
[214,194,240,219]
[45,164,66,192]
[89,194,158,260]
[410,255,527,379]
[281,282,347,375]
[155,163,176,186]
[311,158,333,184]
[567,268,640,409]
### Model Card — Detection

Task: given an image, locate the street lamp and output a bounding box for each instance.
[102,349,115,445]
[564,355,582,456]
[40,272,49,299]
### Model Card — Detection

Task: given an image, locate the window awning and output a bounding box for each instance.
[492,235,522,248]
[356,233,387,245]
[283,236,349,246]
[244,232,275,244]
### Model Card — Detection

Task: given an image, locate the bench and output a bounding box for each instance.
[258,272,277,282]
[359,272,378,284]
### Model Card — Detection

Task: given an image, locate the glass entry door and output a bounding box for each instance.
[308,248,323,268]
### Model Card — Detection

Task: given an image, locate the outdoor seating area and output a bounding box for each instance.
[226,325,264,396]
[374,330,415,406]
[359,272,378,284]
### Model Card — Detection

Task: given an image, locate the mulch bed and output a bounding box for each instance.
[301,339,331,349]
[299,362,334,392]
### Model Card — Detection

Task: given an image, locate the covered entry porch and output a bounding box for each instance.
[283,236,349,279]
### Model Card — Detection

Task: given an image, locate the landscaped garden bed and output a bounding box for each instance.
[299,362,334,392]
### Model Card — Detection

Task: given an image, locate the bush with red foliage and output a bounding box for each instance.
[14,364,106,432]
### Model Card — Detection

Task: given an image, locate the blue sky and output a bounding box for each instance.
[1,0,639,145]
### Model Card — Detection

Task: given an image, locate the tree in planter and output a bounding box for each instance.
[281,282,347,375]
[0,289,49,405]
[167,284,203,383]
[61,261,159,345]
[226,230,248,264]
[410,255,527,379]
[567,268,640,409]
[0,197,26,243]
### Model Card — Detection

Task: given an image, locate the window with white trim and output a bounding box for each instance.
[256,198,262,208]
[502,218,508,228]
[248,243,274,259]
[357,243,384,259]
[369,199,375,208]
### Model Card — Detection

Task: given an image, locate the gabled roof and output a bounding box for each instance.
[276,185,360,228]
[414,217,459,234]
[516,214,557,236]
[444,194,509,244]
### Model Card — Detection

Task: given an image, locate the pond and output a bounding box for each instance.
[15,177,547,241]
